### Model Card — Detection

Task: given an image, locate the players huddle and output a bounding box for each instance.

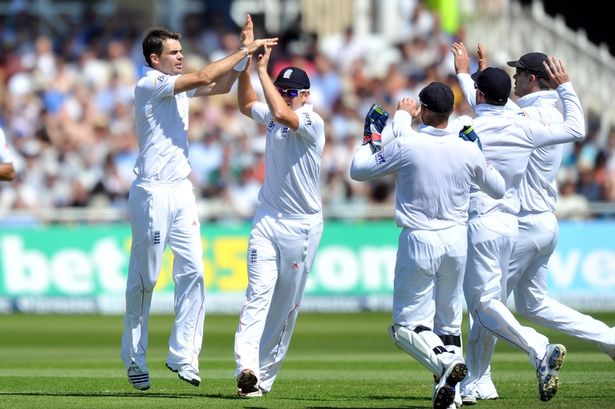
[120,14,613,409]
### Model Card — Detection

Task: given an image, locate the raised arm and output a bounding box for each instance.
[175,15,278,95]
[257,44,299,129]
[530,56,586,147]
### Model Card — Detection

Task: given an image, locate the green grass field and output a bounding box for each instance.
[1,311,614,408]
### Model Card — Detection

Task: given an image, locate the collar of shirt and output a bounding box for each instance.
[515,90,558,109]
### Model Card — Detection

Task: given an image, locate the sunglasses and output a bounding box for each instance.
[276,88,307,97]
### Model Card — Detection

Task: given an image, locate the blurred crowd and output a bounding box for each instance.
[0,1,614,222]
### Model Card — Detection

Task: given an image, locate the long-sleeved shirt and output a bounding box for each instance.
[456,73,585,217]
[350,111,505,230]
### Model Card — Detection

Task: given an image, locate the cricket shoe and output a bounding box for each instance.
[127,361,150,390]
[433,358,467,409]
[537,343,566,401]
[166,362,201,386]
[460,374,498,405]
[237,368,261,398]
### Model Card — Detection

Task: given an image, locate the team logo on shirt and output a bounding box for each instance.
[302,112,312,126]
[153,230,161,245]
[516,111,528,117]
[375,151,386,164]
[281,127,289,137]
[156,74,166,84]
[267,120,275,130]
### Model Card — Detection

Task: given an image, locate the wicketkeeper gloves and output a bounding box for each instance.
[363,103,389,152]
[459,124,483,150]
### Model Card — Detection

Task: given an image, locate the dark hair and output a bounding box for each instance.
[142,27,180,67]
[422,110,451,127]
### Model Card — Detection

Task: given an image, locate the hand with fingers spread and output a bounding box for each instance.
[397,97,421,118]
[257,44,273,72]
[451,42,471,74]
[543,56,570,88]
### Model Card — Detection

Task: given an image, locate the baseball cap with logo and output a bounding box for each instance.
[471,67,511,105]
[273,66,310,89]
[507,52,549,78]
[419,82,454,113]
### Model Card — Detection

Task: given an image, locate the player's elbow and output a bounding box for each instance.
[195,70,216,87]
[349,164,369,181]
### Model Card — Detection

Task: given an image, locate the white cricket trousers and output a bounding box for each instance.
[121,178,205,372]
[508,211,615,352]
[393,225,467,336]
[234,206,323,392]
[463,213,549,389]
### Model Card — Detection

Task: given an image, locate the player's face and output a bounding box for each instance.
[154,39,184,75]
[512,68,533,98]
[277,88,309,110]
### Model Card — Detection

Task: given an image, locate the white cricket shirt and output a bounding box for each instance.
[133,66,196,182]
[350,111,505,230]
[0,128,12,163]
[250,102,324,215]
[456,73,585,217]
[515,90,564,213]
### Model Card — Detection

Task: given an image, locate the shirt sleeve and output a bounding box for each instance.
[471,147,505,199]
[457,73,477,109]
[140,72,176,101]
[250,101,270,126]
[350,137,404,181]
[391,110,420,138]
[526,82,586,148]
[295,109,324,144]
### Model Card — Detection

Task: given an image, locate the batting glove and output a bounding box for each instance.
[459,125,483,150]
[363,103,389,152]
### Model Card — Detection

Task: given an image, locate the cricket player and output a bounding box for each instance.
[451,42,586,403]
[351,82,506,409]
[463,49,615,402]
[233,44,325,398]
[120,16,277,391]
[0,127,16,182]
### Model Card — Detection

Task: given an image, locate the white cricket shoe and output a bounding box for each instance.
[166,362,201,386]
[433,358,467,409]
[127,361,150,390]
[460,374,498,405]
[237,368,262,398]
[537,343,566,401]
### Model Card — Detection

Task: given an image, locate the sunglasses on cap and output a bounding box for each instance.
[276,88,308,97]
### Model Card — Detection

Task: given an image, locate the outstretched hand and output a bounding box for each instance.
[451,42,471,74]
[239,14,254,47]
[257,44,273,70]
[544,56,570,88]
[477,43,488,71]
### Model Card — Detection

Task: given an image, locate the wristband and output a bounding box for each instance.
[233,55,250,71]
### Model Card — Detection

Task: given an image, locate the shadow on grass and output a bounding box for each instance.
[0,391,244,400]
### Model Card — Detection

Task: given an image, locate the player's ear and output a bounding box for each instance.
[150,53,159,65]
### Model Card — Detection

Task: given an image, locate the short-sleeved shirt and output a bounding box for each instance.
[250,102,325,215]
[133,66,197,182]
